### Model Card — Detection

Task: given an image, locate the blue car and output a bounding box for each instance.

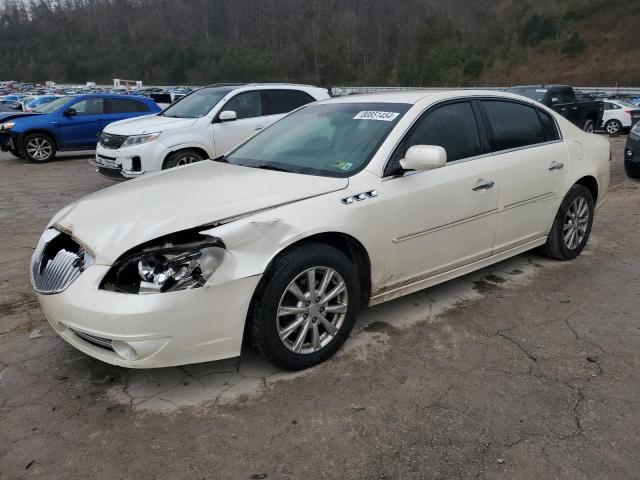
[0,94,160,162]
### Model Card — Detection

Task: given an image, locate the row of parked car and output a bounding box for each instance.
[2,81,639,180]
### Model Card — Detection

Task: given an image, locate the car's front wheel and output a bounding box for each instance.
[540,184,594,260]
[22,133,56,163]
[163,149,203,169]
[583,119,595,133]
[605,119,622,135]
[249,243,360,370]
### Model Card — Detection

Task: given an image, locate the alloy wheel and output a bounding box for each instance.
[26,137,52,161]
[176,155,199,166]
[563,197,590,250]
[606,121,621,134]
[277,266,348,354]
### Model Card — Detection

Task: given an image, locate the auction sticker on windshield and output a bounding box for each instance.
[353,111,400,121]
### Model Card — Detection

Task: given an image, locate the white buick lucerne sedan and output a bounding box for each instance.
[31,90,610,370]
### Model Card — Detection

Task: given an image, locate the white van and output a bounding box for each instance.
[93,83,329,179]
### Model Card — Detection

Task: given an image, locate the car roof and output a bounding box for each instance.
[70,93,152,100]
[318,89,538,105]
[508,84,570,89]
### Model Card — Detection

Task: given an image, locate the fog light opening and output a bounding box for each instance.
[112,340,139,361]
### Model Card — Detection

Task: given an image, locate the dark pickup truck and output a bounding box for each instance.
[506,85,604,133]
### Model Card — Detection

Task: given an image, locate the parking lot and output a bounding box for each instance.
[1,135,639,479]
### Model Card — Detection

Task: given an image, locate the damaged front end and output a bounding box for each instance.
[100,229,227,294]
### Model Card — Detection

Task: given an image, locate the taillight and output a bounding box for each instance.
[625,109,633,116]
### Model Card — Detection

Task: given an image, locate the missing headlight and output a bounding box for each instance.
[101,230,226,294]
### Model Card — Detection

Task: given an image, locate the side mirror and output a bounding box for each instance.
[400,145,447,172]
[218,110,237,122]
[63,107,77,116]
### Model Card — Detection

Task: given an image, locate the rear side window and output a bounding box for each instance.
[223,91,262,119]
[107,98,150,113]
[401,101,482,163]
[537,110,560,141]
[482,101,546,151]
[262,90,315,115]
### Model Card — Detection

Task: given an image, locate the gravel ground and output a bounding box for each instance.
[1,135,639,479]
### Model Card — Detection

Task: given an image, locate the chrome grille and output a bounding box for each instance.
[99,132,127,149]
[31,228,93,294]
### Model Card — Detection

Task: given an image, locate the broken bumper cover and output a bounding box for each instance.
[36,264,261,368]
[93,141,167,179]
[0,132,16,151]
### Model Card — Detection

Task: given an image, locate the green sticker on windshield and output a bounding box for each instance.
[333,161,353,171]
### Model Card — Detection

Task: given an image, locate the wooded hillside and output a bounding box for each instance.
[0,0,637,86]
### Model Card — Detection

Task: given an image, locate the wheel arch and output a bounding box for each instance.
[162,145,210,168]
[574,175,598,203]
[18,129,60,150]
[262,231,372,307]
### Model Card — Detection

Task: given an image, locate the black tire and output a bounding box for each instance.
[248,243,361,370]
[604,119,622,135]
[21,133,56,163]
[162,149,203,169]
[540,185,594,261]
[625,165,640,179]
[583,119,595,133]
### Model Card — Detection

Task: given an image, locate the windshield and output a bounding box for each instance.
[162,86,234,118]
[34,96,68,113]
[506,87,547,102]
[226,102,411,177]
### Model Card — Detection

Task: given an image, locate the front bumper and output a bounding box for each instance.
[37,264,261,368]
[93,141,167,179]
[0,132,16,151]
[624,134,640,176]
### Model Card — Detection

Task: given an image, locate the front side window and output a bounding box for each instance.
[162,86,233,118]
[71,98,104,115]
[226,102,410,177]
[222,91,262,119]
[398,101,482,164]
[262,90,315,115]
[482,100,546,151]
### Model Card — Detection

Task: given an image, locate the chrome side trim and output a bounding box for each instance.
[370,237,548,306]
[491,140,564,157]
[393,208,498,243]
[503,191,555,210]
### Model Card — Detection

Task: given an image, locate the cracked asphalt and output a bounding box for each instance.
[1,136,639,479]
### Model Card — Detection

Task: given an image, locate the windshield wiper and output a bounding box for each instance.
[252,164,290,172]
[211,154,228,163]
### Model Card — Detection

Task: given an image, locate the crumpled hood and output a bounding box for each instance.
[50,161,348,264]
[104,114,197,135]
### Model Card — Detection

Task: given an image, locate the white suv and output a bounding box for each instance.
[93,83,329,179]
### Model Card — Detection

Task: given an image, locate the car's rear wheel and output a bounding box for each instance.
[540,185,594,261]
[248,243,360,370]
[583,119,595,133]
[22,133,56,163]
[163,149,203,169]
[605,119,622,135]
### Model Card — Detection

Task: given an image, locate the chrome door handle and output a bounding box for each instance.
[548,161,565,171]
[254,125,264,131]
[472,180,495,191]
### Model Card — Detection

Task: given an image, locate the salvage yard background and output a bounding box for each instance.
[1,135,639,479]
